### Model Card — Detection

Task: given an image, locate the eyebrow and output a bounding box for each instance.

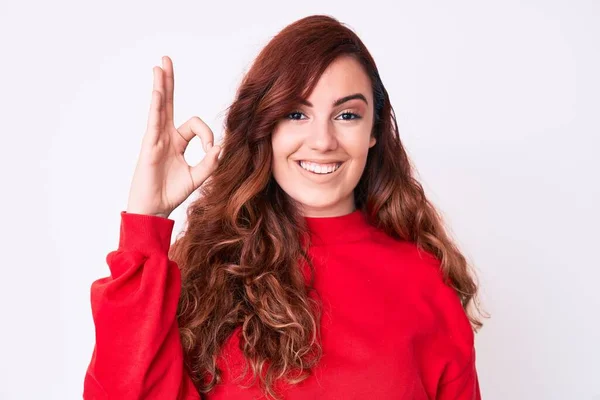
[299,93,368,108]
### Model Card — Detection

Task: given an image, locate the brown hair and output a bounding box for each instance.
[169,14,486,400]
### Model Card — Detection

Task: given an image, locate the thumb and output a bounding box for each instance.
[190,143,221,188]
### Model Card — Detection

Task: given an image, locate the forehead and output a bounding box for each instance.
[305,56,372,105]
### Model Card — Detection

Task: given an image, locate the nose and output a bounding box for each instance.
[306,118,338,152]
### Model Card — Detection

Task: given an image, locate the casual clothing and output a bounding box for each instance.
[84,210,481,399]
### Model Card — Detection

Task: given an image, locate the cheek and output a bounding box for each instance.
[341,134,371,158]
[271,127,299,162]
[271,133,295,179]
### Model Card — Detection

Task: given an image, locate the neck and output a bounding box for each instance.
[299,198,356,218]
[303,207,372,246]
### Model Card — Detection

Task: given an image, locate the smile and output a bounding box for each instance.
[297,160,343,175]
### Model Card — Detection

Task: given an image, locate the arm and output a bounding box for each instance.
[418,251,482,400]
[436,346,481,399]
[433,286,482,400]
[83,211,200,399]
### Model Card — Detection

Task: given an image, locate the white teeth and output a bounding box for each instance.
[299,161,341,174]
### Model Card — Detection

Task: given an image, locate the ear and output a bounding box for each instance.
[369,135,377,148]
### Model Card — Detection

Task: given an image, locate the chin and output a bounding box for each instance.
[293,192,354,215]
[295,195,335,209]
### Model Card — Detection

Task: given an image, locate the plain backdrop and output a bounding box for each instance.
[1,0,598,399]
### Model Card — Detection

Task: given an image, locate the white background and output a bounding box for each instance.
[1,0,598,399]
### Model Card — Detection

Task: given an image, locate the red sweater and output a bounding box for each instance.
[84,210,481,399]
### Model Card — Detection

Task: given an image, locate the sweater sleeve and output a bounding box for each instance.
[83,211,200,400]
[433,283,482,400]
[436,346,481,399]
[418,250,482,400]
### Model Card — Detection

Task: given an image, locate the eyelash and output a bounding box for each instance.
[285,110,362,121]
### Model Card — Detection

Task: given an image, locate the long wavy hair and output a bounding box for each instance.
[169,14,486,400]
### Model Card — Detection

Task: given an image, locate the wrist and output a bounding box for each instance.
[126,208,171,219]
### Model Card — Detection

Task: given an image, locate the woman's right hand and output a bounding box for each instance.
[126,56,221,219]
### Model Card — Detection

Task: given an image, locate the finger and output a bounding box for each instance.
[189,144,221,187]
[144,65,166,145]
[162,56,175,126]
[144,88,163,144]
[175,116,215,152]
[150,66,166,126]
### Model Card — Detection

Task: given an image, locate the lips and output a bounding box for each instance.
[296,160,343,175]
[298,159,343,164]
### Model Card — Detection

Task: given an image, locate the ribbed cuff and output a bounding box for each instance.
[117,211,175,255]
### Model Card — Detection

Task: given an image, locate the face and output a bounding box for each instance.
[271,55,376,217]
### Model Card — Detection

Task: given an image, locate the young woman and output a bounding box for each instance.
[84,15,484,400]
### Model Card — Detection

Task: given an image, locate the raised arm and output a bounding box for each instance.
[84,55,220,399]
[83,212,200,399]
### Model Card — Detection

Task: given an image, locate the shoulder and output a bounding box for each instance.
[390,236,473,338]
[369,229,453,290]
[370,230,461,296]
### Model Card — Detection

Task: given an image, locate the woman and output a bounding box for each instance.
[84,15,484,400]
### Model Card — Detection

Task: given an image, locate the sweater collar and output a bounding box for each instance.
[303,209,372,246]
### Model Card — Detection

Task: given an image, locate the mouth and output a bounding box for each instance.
[296,160,344,175]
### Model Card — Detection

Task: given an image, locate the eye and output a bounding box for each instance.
[285,110,306,120]
[285,110,362,121]
[336,111,362,121]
